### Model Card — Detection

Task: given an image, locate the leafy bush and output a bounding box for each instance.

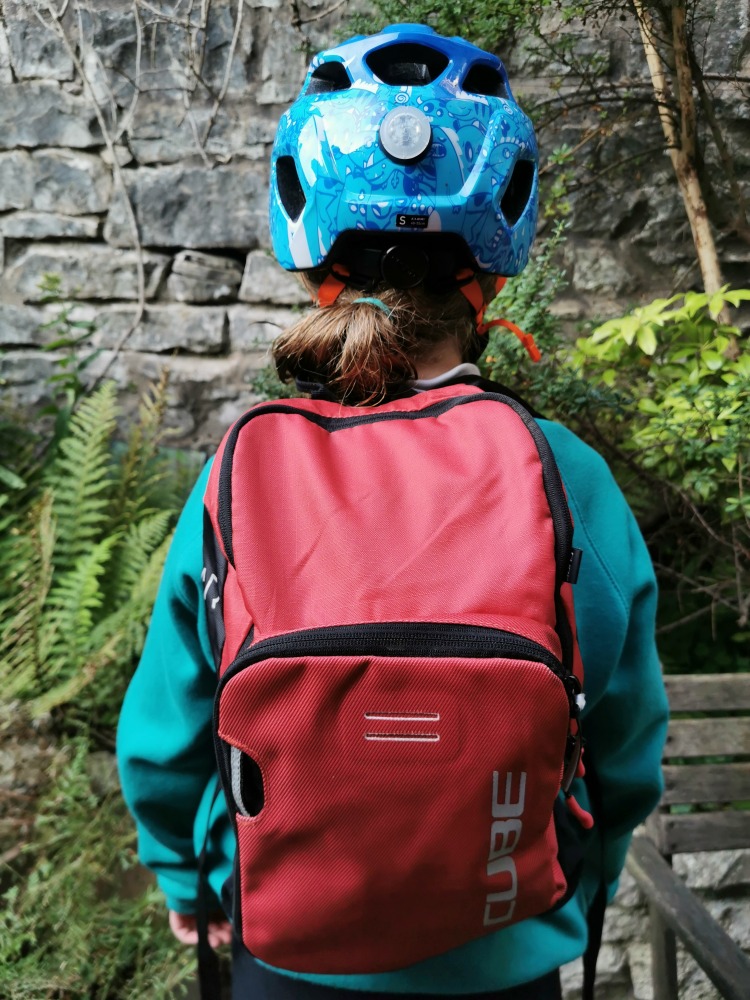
[572,289,750,671]
[0,737,196,1000]
[481,270,750,673]
[0,367,206,996]
[0,374,191,727]
[348,0,549,52]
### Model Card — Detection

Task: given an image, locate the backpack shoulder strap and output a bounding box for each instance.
[444,374,545,419]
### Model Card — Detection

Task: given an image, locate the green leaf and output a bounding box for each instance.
[638,397,661,414]
[636,326,658,356]
[0,466,26,490]
[701,350,725,371]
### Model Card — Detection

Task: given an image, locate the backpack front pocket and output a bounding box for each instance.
[217,648,571,974]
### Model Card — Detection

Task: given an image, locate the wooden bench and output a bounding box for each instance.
[625,673,750,1000]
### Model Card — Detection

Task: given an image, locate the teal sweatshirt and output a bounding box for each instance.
[117,395,668,994]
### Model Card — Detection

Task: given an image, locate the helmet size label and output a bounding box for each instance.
[396,214,430,229]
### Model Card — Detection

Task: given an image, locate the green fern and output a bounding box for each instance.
[109,510,173,606]
[107,370,173,535]
[47,381,119,575]
[43,534,120,676]
[0,491,56,697]
[0,379,184,720]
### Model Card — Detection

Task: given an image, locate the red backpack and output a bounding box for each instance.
[202,380,589,975]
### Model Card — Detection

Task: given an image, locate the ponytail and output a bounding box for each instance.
[272,274,498,404]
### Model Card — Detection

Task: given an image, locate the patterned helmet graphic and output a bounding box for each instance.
[269,24,539,278]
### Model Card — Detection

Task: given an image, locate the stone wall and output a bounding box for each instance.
[1,0,748,450]
[0,0,330,449]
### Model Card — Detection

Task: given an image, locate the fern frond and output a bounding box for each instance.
[43,534,119,678]
[107,509,173,606]
[28,632,122,718]
[47,382,119,573]
[108,371,172,533]
[0,491,56,696]
[89,531,173,666]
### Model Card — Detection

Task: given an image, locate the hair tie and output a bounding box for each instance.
[352,297,392,317]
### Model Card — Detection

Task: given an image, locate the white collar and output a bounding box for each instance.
[411,363,481,391]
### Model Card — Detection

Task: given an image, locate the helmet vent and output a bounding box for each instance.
[463,63,509,99]
[501,160,535,227]
[307,61,352,95]
[276,156,306,222]
[366,43,449,86]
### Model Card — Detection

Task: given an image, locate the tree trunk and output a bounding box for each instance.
[633,0,731,322]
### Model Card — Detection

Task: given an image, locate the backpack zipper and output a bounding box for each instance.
[215,622,580,718]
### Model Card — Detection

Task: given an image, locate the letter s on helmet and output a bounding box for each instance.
[268,24,539,286]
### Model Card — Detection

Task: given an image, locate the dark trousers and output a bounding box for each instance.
[231,939,562,1000]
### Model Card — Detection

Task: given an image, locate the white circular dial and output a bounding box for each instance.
[379,106,433,164]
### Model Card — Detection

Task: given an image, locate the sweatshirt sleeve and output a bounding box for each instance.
[116,459,217,914]
[540,421,669,899]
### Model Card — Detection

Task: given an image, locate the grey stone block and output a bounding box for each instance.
[75,0,253,109]
[100,144,134,167]
[31,149,112,215]
[167,250,243,303]
[228,304,297,349]
[239,251,310,305]
[696,0,750,77]
[103,164,267,249]
[200,0,255,96]
[4,0,75,81]
[257,22,307,105]
[569,242,636,295]
[0,304,47,347]
[4,244,169,302]
[0,350,64,411]
[0,150,34,210]
[674,849,750,891]
[93,304,226,354]
[0,22,13,84]
[77,5,189,107]
[0,82,102,148]
[126,97,271,165]
[0,212,100,239]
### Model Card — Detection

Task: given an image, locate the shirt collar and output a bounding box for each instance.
[410,363,481,392]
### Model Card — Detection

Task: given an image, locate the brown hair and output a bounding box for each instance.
[272,273,498,404]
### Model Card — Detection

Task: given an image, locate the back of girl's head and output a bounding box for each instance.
[267,24,539,404]
[272,275,498,404]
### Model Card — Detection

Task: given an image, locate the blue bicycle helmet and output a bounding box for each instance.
[269,23,538,289]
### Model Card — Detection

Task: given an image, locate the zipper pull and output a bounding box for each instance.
[565,792,594,830]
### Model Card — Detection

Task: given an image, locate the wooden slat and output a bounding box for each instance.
[650,904,679,1000]
[661,762,750,805]
[665,718,750,758]
[626,835,750,1000]
[664,673,750,712]
[652,810,750,854]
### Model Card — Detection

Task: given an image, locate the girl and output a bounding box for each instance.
[118,24,668,1000]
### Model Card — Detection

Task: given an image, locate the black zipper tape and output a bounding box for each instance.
[215,622,572,712]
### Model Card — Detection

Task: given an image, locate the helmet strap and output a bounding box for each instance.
[456,270,541,363]
[318,264,350,307]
